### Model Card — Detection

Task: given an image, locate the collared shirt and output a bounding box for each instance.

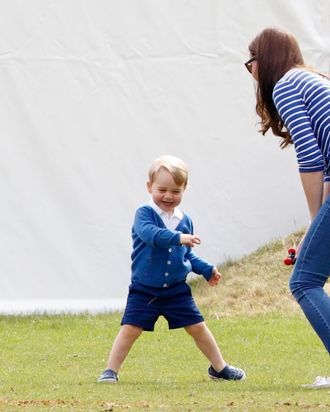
[148,199,183,231]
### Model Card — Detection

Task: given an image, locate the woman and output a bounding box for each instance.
[246,27,330,388]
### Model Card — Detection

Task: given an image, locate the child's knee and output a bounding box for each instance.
[121,324,143,339]
[185,321,205,336]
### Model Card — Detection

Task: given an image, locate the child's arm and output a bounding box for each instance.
[181,215,220,283]
[133,206,181,247]
[185,248,215,282]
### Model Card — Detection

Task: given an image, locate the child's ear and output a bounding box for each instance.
[146,181,152,193]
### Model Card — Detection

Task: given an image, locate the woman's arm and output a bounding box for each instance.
[299,171,324,220]
[296,171,325,256]
[323,181,330,203]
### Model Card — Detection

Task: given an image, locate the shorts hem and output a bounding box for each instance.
[121,320,154,332]
[169,317,204,330]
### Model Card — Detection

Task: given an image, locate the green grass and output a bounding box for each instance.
[0,230,329,411]
[0,314,329,411]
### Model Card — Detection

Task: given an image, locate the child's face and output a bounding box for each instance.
[147,168,185,213]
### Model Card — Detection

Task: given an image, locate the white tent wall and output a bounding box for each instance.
[0,1,329,313]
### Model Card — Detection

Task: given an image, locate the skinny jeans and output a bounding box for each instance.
[289,195,330,353]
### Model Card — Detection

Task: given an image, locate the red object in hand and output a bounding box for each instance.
[284,248,296,265]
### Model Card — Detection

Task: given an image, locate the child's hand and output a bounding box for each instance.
[208,267,222,286]
[180,234,201,247]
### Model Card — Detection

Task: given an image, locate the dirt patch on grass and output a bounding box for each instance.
[0,399,158,411]
[0,398,84,409]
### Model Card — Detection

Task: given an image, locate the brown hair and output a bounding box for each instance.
[248,28,304,148]
[148,155,188,188]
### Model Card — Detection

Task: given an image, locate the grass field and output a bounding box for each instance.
[1,230,329,411]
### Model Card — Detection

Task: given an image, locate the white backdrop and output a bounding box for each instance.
[1,0,329,313]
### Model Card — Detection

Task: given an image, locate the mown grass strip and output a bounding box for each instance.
[0,313,329,411]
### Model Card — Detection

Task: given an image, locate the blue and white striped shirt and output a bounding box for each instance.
[273,68,330,181]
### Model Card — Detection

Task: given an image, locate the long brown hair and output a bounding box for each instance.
[248,28,304,148]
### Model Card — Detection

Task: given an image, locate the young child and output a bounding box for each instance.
[97,155,246,383]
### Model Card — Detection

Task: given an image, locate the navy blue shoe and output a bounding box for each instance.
[208,365,246,381]
[97,369,118,383]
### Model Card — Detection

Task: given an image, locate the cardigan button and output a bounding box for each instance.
[163,283,168,288]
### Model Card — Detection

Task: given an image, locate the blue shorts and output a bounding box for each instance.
[121,281,204,331]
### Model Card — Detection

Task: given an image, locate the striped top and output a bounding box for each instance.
[273,68,330,181]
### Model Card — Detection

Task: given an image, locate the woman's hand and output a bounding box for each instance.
[295,172,325,258]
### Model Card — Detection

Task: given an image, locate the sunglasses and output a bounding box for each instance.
[244,56,257,73]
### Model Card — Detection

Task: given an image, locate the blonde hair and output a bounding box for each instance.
[148,155,188,188]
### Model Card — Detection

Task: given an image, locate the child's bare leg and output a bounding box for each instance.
[184,321,226,372]
[107,324,143,373]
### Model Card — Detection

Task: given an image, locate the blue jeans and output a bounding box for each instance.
[289,195,330,354]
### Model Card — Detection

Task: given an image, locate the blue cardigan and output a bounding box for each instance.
[131,205,214,288]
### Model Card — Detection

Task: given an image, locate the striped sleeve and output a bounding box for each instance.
[273,78,324,173]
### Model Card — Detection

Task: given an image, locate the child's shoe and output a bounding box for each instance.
[97,368,118,383]
[208,364,246,381]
